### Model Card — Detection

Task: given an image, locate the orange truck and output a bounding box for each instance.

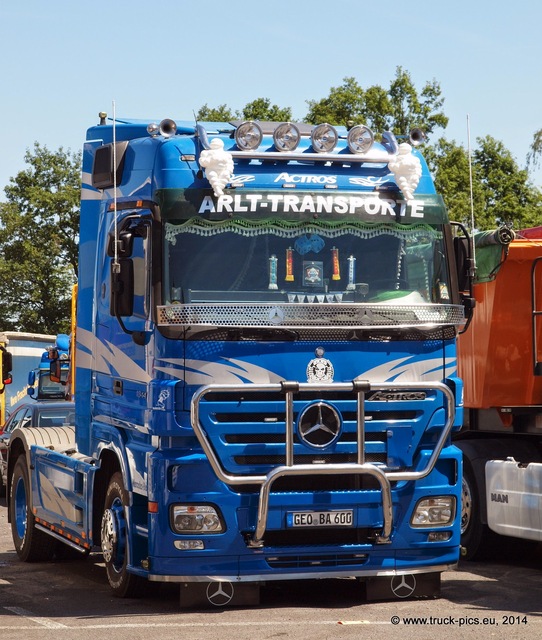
[456,226,542,558]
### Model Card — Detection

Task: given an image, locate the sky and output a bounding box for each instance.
[1,0,541,193]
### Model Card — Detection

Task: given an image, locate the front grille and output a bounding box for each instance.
[191,380,454,548]
[234,453,387,465]
[262,528,378,548]
[265,552,369,569]
[198,392,430,475]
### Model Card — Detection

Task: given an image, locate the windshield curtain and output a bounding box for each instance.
[163,217,450,306]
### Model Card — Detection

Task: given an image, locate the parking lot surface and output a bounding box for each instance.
[1,496,541,639]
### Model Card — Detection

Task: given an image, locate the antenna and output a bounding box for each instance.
[467,114,477,272]
[467,114,475,233]
[112,100,119,274]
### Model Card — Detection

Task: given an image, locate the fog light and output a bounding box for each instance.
[347,124,374,154]
[174,540,205,550]
[273,122,300,151]
[428,531,452,542]
[235,121,263,150]
[311,123,338,153]
[172,505,223,534]
[411,497,455,527]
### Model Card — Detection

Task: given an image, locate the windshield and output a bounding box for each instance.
[37,407,74,427]
[38,372,67,400]
[163,218,451,306]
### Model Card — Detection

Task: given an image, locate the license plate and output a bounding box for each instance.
[287,510,354,528]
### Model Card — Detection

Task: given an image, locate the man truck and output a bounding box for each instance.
[456,226,542,559]
[7,115,471,605]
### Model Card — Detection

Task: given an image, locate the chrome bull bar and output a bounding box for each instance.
[190,380,456,548]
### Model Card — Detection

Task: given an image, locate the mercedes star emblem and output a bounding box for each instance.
[206,581,235,606]
[298,402,341,448]
[391,574,417,599]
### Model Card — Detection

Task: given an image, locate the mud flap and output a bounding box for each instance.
[363,571,441,601]
[179,581,261,608]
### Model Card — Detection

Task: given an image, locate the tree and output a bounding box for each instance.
[196,98,292,123]
[427,136,542,230]
[527,128,542,169]
[388,68,448,137]
[241,98,292,122]
[0,143,80,333]
[473,136,541,230]
[196,103,235,122]
[425,138,482,228]
[305,77,369,127]
[305,67,448,138]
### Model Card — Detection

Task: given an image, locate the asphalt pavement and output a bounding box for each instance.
[1,495,541,640]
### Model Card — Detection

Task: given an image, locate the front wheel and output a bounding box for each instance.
[10,456,56,562]
[101,472,145,598]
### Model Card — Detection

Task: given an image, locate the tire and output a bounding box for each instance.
[101,472,145,598]
[460,458,498,560]
[9,456,56,562]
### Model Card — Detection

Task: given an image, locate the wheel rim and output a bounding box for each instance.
[13,475,28,541]
[101,497,126,573]
[461,475,473,535]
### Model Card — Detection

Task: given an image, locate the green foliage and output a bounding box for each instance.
[305,77,369,127]
[527,128,542,168]
[196,103,235,122]
[305,67,448,137]
[196,98,292,123]
[427,136,542,230]
[0,143,80,333]
[425,138,482,227]
[388,68,448,136]
[241,98,292,123]
[473,136,542,230]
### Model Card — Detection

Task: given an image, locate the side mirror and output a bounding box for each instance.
[1,346,13,385]
[50,360,62,384]
[110,259,134,317]
[451,222,476,331]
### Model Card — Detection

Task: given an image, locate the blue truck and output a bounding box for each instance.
[27,333,71,401]
[7,116,470,605]
[0,332,64,425]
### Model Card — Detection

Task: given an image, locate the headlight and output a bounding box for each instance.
[347,124,374,154]
[411,496,455,527]
[273,122,301,151]
[235,121,263,150]
[171,505,224,534]
[311,123,338,153]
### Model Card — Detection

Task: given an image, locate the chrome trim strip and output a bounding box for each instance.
[148,563,457,583]
[158,302,466,329]
[228,149,392,164]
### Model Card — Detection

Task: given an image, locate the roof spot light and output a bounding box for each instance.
[311,123,338,153]
[273,122,301,152]
[347,125,374,154]
[235,121,263,150]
